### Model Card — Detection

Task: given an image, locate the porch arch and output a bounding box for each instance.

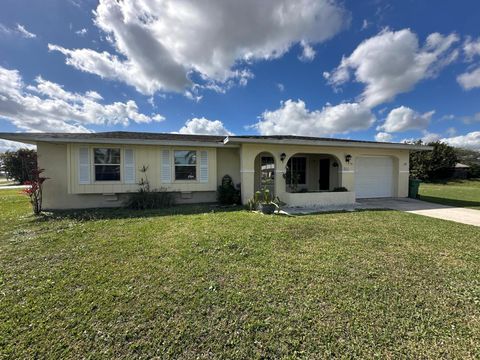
[254,151,276,196]
[284,152,343,192]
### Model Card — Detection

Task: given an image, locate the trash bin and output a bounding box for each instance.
[408,179,421,198]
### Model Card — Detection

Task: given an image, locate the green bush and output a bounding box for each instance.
[125,189,174,210]
[125,165,174,209]
[332,186,348,192]
[217,175,240,205]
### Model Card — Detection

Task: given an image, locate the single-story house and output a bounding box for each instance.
[452,163,470,179]
[0,132,432,210]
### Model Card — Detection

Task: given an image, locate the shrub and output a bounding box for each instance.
[467,164,480,178]
[125,189,174,210]
[332,186,348,192]
[217,175,240,205]
[125,165,174,209]
[22,168,48,215]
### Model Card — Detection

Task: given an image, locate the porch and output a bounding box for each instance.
[251,151,356,208]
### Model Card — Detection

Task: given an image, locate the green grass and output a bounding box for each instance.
[1,190,480,359]
[419,179,480,209]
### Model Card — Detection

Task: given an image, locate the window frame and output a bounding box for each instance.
[286,156,307,185]
[173,149,198,181]
[93,147,122,183]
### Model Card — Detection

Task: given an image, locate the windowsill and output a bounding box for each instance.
[93,181,122,185]
[173,179,198,183]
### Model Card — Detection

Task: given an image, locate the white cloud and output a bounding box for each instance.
[463,36,480,61]
[75,28,88,36]
[361,19,370,31]
[299,41,316,61]
[457,36,480,90]
[421,131,441,143]
[254,99,375,137]
[457,67,480,90]
[461,112,480,124]
[0,66,164,132]
[441,131,480,151]
[0,140,36,153]
[327,29,459,107]
[49,0,348,95]
[16,24,36,38]
[178,118,233,136]
[446,127,456,137]
[277,83,285,92]
[375,132,392,142]
[378,106,434,133]
[0,23,36,39]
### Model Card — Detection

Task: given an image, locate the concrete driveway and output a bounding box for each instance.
[357,198,480,227]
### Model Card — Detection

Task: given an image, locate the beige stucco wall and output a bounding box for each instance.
[216,148,241,187]
[238,143,410,204]
[283,191,355,208]
[37,142,219,209]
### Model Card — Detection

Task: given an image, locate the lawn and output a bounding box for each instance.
[419,179,480,209]
[1,190,480,359]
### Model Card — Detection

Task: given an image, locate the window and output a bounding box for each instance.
[174,150,197,180]
[286,157,306,185]
[94,148,121,181]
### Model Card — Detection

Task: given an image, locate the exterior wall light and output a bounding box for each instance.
[280,153,286,162]
[345,154,352,163]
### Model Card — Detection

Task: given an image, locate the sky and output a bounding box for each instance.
[0,0,479,152]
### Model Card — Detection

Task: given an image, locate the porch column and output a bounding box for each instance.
[275,160,287,201]
[240,146,255,204]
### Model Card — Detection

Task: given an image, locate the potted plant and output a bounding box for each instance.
[256,188,278,214]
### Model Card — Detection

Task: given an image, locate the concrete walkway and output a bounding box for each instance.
[357,198,480,227]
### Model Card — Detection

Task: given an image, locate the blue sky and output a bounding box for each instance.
[0,0,479,151]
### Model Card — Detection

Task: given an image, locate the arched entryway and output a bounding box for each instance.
[285,153,342,192]
[254,152,276,196]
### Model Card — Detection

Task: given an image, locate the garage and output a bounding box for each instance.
[355,156,394,198]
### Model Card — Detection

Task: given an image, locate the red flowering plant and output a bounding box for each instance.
[22,168,48,215]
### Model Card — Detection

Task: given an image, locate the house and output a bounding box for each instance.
[452,163,470,179]
[0,132,432,210]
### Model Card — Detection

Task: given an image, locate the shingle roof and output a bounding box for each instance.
[0,131,433,150]
[228,135,394,145]
[0,131,226,143]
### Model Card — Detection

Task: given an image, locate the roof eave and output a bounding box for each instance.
[225,137,433,151]
[0,133,238,148]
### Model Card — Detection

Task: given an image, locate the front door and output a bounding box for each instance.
[319,159,330,190]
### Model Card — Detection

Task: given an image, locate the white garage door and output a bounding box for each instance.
[355,156,394,198]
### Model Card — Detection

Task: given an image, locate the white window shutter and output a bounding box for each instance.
[199,150,208,183]
[161,150,171,183]
[124,149,135,184]
[79,147,91,184]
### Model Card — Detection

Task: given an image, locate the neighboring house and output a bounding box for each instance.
[452,163,470,179]
[0,132,431,210]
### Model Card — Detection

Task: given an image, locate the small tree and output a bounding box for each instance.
[410,141,457,181]
[22,168,48,215]
[0,149,37,183]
